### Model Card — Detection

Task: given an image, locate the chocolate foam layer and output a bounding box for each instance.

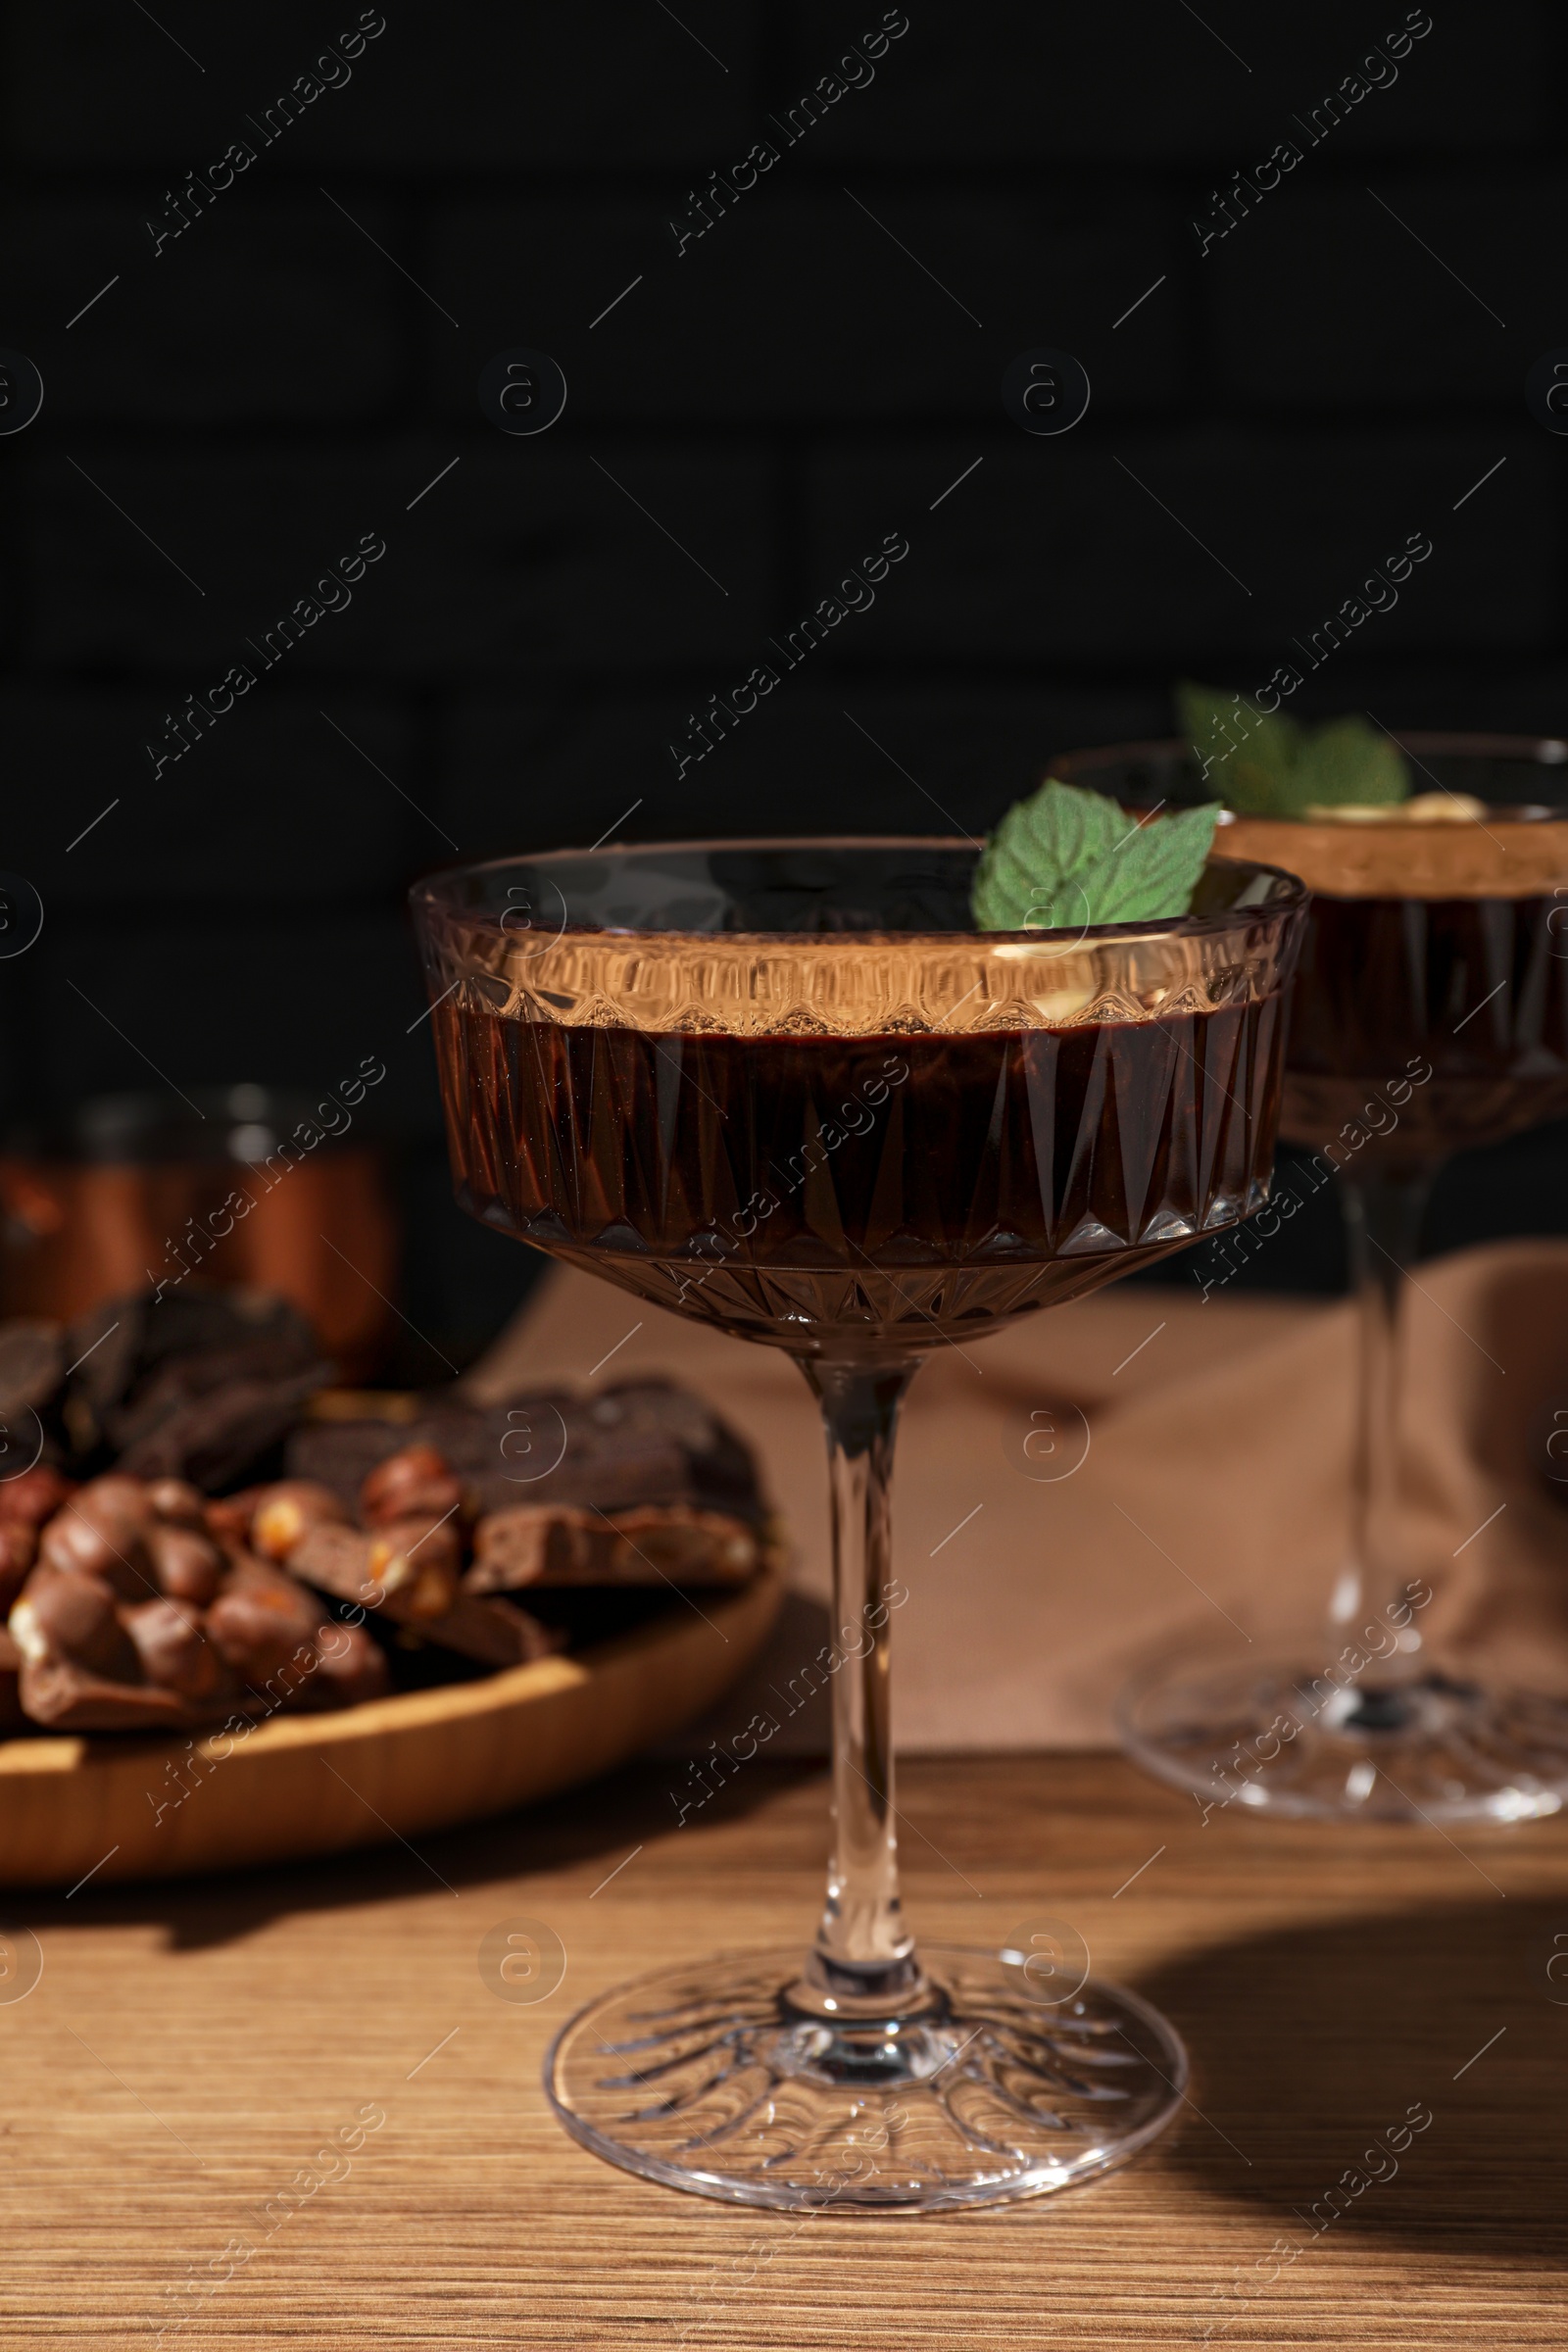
[1219,810,1568,900]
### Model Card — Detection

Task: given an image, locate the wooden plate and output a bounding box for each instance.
[0,1560,785,1888]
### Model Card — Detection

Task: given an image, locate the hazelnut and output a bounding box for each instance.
[38,1495,154,1600]
[145,1478,206,1527]
[122,1597,224,1701]
[251,1481,350,1563]
[206,1560,322,1681]
[0,1523,37,1614]
[11,1564,139,1681]
[0,1466,76,1530]
[145,1523,223,1607]
[361,1446,462,1530]
[77,1475,154,1523]
[202,1488,266,1545]
[367,1515,462,1620]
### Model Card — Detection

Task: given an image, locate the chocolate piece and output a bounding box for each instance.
[368,1515,464,1617]
[361,1445,463,1530]
[0,1320,66,1422]
[38,1478,156,1600]
[287,1517,557,1667]
[251,1480,351,1562]
[0,1523,37,1615]
[467,1502,760,1592]
[287,1520,455,1622]
[122,1595,230,1704]
[10,1563,197,1730]
[14,1563,137,1680]
[45,1288,328,1487]
[145,1523,223,1606]
[38,1477,228,1607]
[0,1465,75,1529]
[205,1551,329,1685]
[66,1290,318,1425]
[58,1298,143,1431]
[200,1552,389,1713]
[416,1592,560,1669]
[116,1367,328,1492]
[145,1478,206,1527]
[8,1529,390,1731]
[203,1486,266,1544]
[287,1379,767,1526]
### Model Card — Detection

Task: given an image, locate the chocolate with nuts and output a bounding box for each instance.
[284,1511,558,1668]
[287,1380,767,1526]
[6,1471,391,1732]
[0,1323,772,1738]
[467,1503,760,1592]
[360,1444,464,1530]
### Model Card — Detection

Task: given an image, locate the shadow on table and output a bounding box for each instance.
[1137,1894,1568,2270]
[5,1593,833,1953]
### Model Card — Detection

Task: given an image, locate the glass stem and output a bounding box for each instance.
[1334,1166,1435,1655]
[798,1356,924,2008]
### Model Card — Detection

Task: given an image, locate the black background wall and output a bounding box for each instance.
[3,0,1565,1363]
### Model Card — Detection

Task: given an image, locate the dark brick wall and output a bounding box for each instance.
[2,0,1564,1355]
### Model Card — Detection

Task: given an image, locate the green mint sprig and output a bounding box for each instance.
[971,777,1219,933]
[1176,683,1409,816]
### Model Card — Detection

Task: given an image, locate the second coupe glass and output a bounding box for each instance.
[1055,738,1568,1823]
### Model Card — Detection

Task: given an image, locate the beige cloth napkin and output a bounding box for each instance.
[467,1242,1568,1750]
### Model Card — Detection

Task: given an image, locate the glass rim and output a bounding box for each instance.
[1052,733,1568,826]
[409,833,1307,946]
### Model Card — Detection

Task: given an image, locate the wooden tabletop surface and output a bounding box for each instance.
[3,1749,1564,2349]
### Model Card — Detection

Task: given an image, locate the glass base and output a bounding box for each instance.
[1118,1645,1568,1823]
[544,1943,1187,2211]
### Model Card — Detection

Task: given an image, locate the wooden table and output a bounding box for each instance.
[3,1751,1563,2348]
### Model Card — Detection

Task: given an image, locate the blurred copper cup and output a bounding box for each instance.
[0,1088,399,1379]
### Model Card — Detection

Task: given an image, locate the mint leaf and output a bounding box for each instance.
[1176,682,1302,816]
[1176,682,1408,814]
[972,778,1219,933]
[1294,715,1408,810]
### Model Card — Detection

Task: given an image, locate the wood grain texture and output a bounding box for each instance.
[0,1562,783,1888]
[0,1751,1562,2349]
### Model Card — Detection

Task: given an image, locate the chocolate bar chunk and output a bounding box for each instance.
[11,1564,218,1730]
[0,1466,76,1530]
[285,1516,557,1668]
[116,1368,328,1492]
[414,1592,560,1670]
[38,1475,160,1600]
[287,1520,458,1622]
[9,1489,391,1730]
[466,1503,760,1592]
[206,1550,336,1685]
[12,1568,388,1731]
[59,1290,327,1483]
[249,1481,351,1561]
[66,1291,318,1426]
[122,1594,232,1706]
[0,1320,70,1472]
[144,1523,224,1606]
[360,1446,463,1529]
[0,1524,37,1616]
[0,1320,66,1421]
[287,1379,766,1525]
[0,1475,65,1610]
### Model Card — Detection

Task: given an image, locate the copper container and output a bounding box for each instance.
[0,1087,399,1379]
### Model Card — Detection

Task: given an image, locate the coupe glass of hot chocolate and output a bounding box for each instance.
[413,836,1303,2207]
